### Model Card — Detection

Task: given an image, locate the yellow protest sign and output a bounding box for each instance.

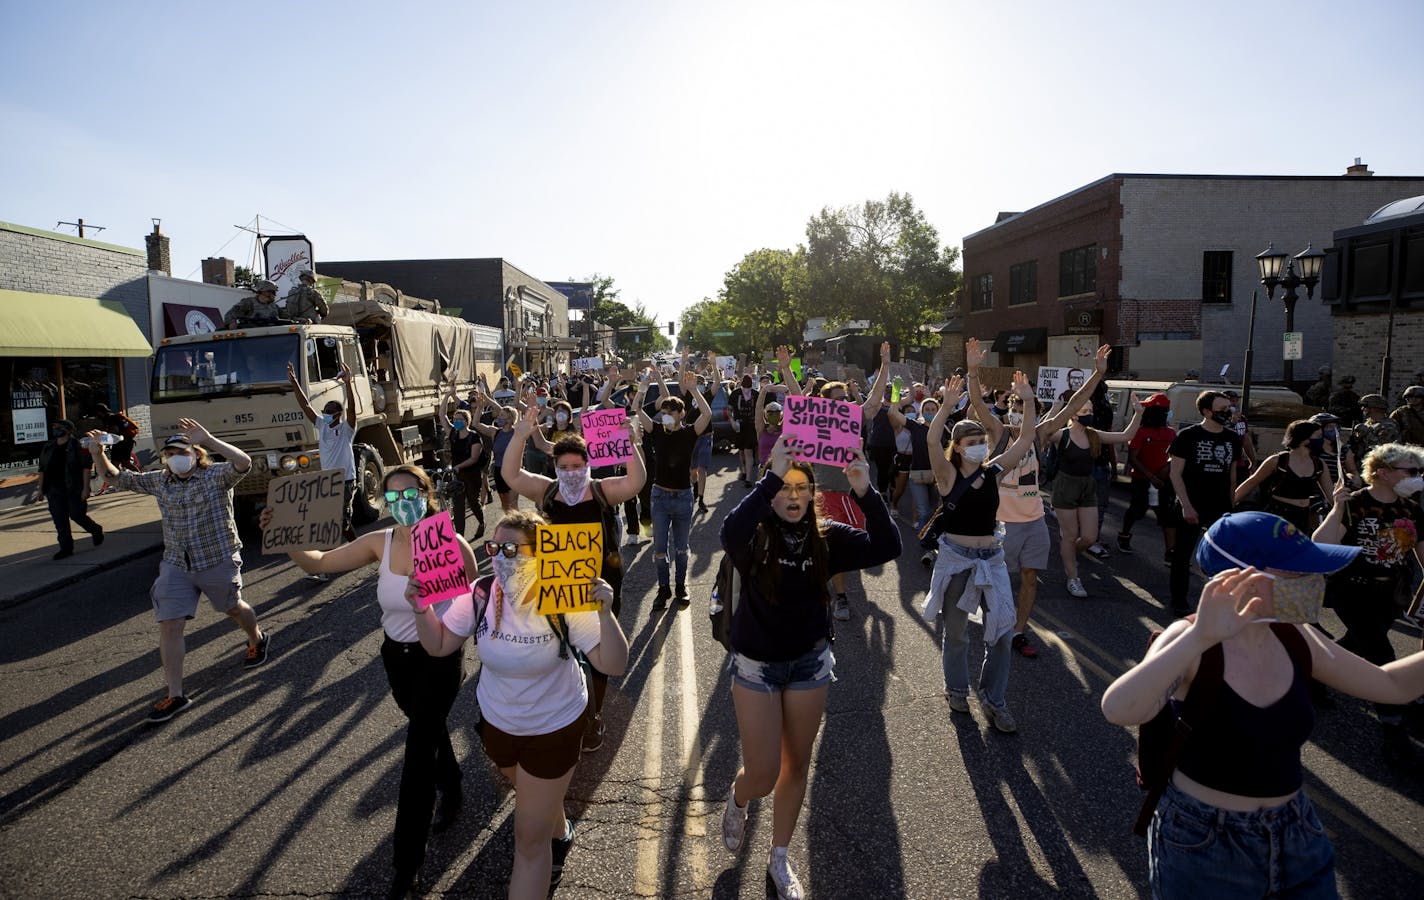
[534,523,603,615]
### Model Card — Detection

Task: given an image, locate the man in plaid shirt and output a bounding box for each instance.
[86,417,271,724]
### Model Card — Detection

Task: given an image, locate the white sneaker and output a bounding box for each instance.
[767,847,804,900]
[1066,577,1088,598]
[625,533,640,546]
[721,782,747,852]
[976,689,1018,733]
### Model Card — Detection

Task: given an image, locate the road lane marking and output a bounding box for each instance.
[634,635,667,896]
[677,610,708,884]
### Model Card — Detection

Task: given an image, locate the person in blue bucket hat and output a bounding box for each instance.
[1102,510,1424,900]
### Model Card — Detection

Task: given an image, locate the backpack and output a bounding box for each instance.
[709,525,772,653]
[1132,617,1312,836]
[1040,427,1098,488]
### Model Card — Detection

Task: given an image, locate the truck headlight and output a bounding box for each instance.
[281,455,298,472]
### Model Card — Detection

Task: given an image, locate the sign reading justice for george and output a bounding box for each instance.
[581,407,633,466]
[262,468,346,553]
[535,523,603,615]
[783,394,863,467]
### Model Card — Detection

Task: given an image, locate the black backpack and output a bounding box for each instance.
[709,526,772,652]
[1132,617,1312,836]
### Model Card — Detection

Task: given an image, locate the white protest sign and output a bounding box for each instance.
[573,356,604,372]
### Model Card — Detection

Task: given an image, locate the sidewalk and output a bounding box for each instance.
[0,489,164,609]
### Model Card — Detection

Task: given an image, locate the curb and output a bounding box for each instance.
[0,543,164,612]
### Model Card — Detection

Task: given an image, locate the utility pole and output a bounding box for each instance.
[56,218,106,238]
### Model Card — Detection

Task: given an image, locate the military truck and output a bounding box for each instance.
[147,292,503,525]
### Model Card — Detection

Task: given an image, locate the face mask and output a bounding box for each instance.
[166,454,195,475]
[661,413,676,427]
[1078,415,1094,426]
[1229,406,1239,415]
[492,554,539,604]
[1306,437,1324,454]
[390,496,427,526]
[963,444,989,464]
[1396,475,1424,498]
[537,397,548,407]
[495,418,508,429]
[322,413,336,426]
[915,390,925,401]
[1323,429,1338,441]
[1265,572,1326,624]
[452,420,467,431]
[766,412,782,426]
[1007,412,1024,427]
[1212,411,1233,426]
[555,412,569,426]
[921,407,937,421]
[557,466,591,506]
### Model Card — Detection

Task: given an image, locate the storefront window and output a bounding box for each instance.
[62,358,120,428]
[2,358,60,477]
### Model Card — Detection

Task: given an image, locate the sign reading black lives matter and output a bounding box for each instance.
[783,394,863,466]
[262,468,346,553]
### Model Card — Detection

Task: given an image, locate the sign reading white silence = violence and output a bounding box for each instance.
[782,394,863,466]
[262,468,346,553]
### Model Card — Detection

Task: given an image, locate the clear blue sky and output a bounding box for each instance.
[3,0,1421,330]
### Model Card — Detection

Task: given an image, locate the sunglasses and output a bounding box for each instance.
[777,483,814,497]
[1393,466,1422,476]
[383,487,422,502]
[484,540,532,559]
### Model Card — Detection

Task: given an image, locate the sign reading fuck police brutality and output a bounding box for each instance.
[535,523,603,615]
[783,394,863,466]
[262,468,346,553]
[581,407,633,466]
[411,510,469,608]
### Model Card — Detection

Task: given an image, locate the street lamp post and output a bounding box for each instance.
[1255,242,1324,390]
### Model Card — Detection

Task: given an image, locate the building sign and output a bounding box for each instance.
[1065,309,1102,335]
[12,390,47,444]
[264,235,315,301]
[545,281,595,310]
[161,303,224,338]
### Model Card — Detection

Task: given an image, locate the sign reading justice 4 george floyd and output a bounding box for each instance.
[262,468,346,553]
[535,523,603,615]
[783,394,863,467]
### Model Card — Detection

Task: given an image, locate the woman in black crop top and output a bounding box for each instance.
[1102,510,1424,900]
[923,374,1038,734]
[1234,419,1334,532]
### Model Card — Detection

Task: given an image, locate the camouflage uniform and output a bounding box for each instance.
[222,294,282,328]
[1303,377,1331,409]
[1350,416,1400,460]
[1390,401,1424,447]
[282,284,327,322]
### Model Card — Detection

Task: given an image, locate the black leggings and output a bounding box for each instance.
[868,445,896,495]
[1331,575,1405,718]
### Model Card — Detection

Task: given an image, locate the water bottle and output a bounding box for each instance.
[1148,484,1160,507]
[709,584,723,615]
[80,434,119,448]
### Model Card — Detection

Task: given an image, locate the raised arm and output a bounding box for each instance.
[180,417,250,473]
[685,369,713,435]
[286,362,319,425]
[963,338,1004,445]
[1312,480,1351,544]
[341,363,357,427]
[502,405,556,500]
[989,376,1038,471]
[775,345,803,396]
[633,369,655,432]
[598,418,646,505]
[928,376,964,484]
[1099,396,1144,444]
[858,341,892,420]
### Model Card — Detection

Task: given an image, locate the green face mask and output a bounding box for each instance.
[391,496,426,526]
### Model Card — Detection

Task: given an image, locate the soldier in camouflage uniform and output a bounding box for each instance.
[1327,374,1361,427]
[222,279,284,328]
[283,268,328,323]
[1391,385,1424,447]
[1350,393,1401,460]
[1303,366,1332,409]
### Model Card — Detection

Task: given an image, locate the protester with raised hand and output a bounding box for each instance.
[468,391,521,512]
[86,417,269,724]
[409,511,628,898]
[266,465,473,898]
[288,360,359,546]
[1102,510,1424,900]
[718,434,899,900]
[922,373,1038,732]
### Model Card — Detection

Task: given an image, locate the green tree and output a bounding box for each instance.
[718,248,811,355]
[234,265,256,289]
[576,273,670,357]
[678,297,743,355]
[804,191,960,350]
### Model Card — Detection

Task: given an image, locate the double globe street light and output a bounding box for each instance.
[1255,242,1325,389]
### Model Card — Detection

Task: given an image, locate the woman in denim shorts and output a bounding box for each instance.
[717,435,900,899]
[1103,510,1424,899]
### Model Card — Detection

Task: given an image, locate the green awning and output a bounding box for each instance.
[0,289,152,358]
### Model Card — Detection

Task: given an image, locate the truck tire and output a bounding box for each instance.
[351,444,383,526]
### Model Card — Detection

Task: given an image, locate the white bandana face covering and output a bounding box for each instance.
[557,467,591,507]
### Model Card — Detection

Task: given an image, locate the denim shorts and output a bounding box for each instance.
[729,641,835,692]
[1148,781,1337,900]
[692,433,713,470]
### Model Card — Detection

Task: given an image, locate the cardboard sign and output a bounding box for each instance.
[411,510,469,607]
[581,407,633,466]
[262,468,346,553]
[573,356,604,372]
[1036,366,1089,404]
[783,394,862,467]
[535,523,603,615]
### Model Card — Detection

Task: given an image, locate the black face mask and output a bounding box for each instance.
[1211,411,1233,426]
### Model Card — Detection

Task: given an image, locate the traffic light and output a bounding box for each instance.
[667,321,675,335]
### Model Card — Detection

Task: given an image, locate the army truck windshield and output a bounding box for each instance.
[152,334,300,401]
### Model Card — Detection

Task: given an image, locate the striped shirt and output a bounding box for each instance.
[116,463,247,571]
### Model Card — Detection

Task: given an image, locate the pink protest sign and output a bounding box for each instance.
[581,407,633,466]
[783,394,862,467]
[410,510,469,608]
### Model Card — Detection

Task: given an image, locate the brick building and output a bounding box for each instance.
[0,221,154,503]
[958,169,1424,389]
[1323,193,1424,403]
[317,258,572,375]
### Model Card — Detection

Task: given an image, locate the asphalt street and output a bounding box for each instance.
[2,456,1422,899]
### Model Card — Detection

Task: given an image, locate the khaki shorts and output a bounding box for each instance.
[1051,472,1097,510]
[1002,517,1050,571]
[151,555,243,622]
[480,710,587,779]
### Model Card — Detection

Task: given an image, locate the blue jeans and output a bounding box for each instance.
[1149,782,1337,900]
[939,563,1012,709]
[650,485,692,590]
[907,474,935,535]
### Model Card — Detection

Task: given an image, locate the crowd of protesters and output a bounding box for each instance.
[71,339,1424,900]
